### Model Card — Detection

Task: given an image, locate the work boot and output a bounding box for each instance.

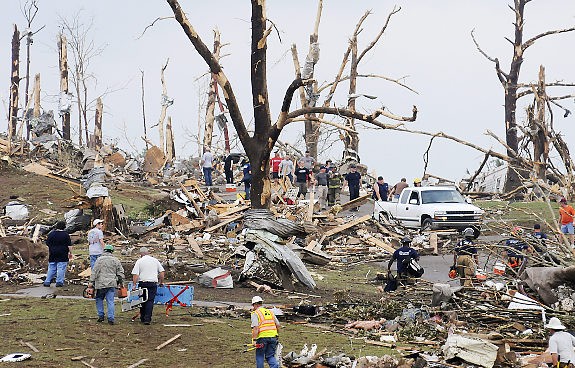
[108,320,115,325]
[55,283,64,287]
[43,283,50,287]
[143,321,151,325]
[97,316,104,323]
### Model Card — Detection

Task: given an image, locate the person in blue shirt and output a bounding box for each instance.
[242,159,252,201]
[505,227,531,270]
[372,176,389,202]
[344,164,361,211]
[530,223,559,265]
[388,236,420,280]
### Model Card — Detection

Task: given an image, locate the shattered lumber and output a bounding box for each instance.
[179,183,205,219]
[317,214,371,246]
[204,214,243,233]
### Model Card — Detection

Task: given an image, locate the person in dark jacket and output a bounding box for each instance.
[388,236,420,280]
[344,164,361,211]
[224,150,234,184]
[43,221,72,287]
[242,159,252,200]
[453,228,478,286]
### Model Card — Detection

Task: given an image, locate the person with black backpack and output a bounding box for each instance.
[387,236,422,285]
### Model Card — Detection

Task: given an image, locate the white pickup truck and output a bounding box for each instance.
[373,186,484,236]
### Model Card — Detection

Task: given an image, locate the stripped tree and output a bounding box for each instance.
[472,0,575,192]
[8,25,20,141]
[166,0,416,208]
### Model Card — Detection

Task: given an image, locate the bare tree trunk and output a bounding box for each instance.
[94,97,103,151]
[531,65,548,179]
[158,59,170,153]
[344,35,359,162]
[75,68,82,146]
[33,74,40,119]
[302,0,322,160]
[58,33,70,140]
[141,70,148,150]
[24,31,32,140]
[203,30,221,151]
[8,25,20,140]
[166,116,175,162]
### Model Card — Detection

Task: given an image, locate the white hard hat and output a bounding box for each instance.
[251,296,263,305]
[545,317,566,330]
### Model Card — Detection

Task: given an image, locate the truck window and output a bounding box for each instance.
[400,190,411,204]
[421,189,466,204]
[409,191,420,205]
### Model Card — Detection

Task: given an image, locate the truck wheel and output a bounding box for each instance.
[378,212,390,224]
[421,218,433,231]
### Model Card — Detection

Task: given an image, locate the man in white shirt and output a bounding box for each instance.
[132,247,165,325]
[279,156,295,183]
[87,219,105,269]
[546,317,575,367]
[201,148,214,186]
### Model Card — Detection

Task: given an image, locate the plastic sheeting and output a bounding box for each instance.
[442,334,498,368]
[86,184,109,199]
[198,267,233,289]
[82,167,107,190]
[5,201,29,220]
[244,209,316,238]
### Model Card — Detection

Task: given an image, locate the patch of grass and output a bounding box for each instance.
[476,200,560,229]
[0,297,393,367]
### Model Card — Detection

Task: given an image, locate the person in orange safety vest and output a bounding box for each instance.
[251,296,280,368]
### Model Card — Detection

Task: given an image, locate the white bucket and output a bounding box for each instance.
[493,262,506,275]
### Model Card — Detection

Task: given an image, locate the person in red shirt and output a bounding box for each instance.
[269,151,283,183]
[559,197,575,247]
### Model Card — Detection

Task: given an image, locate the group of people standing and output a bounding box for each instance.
[267,151,363,210]
[44,219,165,326]
[372,177,421,202]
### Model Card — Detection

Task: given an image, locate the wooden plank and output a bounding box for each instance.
[186,235,204,258]
[362,236,395,254]
[321,215,371,239]
[179,183,205,219]
[204,214,243,233]
[155,334,182,350]
[126,359,149,368]
[217,205,249,218]
[336,193,370,212]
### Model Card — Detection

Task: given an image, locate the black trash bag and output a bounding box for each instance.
[384,273,398,292]
[407,259,424,278]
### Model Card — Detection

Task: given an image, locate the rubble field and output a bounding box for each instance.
[1,148,574,368]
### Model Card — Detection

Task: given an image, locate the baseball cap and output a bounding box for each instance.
[377,176,383,180]
[93,219,104,226]
[350,164,357,168]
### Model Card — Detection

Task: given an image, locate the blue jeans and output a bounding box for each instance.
[95,287,116,322]
[244,181,251,200]
[44,261,68,286]
[255,337,279,368]
[90,254,101,270]
[203,167,213,186]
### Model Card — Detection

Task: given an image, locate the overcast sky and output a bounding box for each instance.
[1,1,575,184]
